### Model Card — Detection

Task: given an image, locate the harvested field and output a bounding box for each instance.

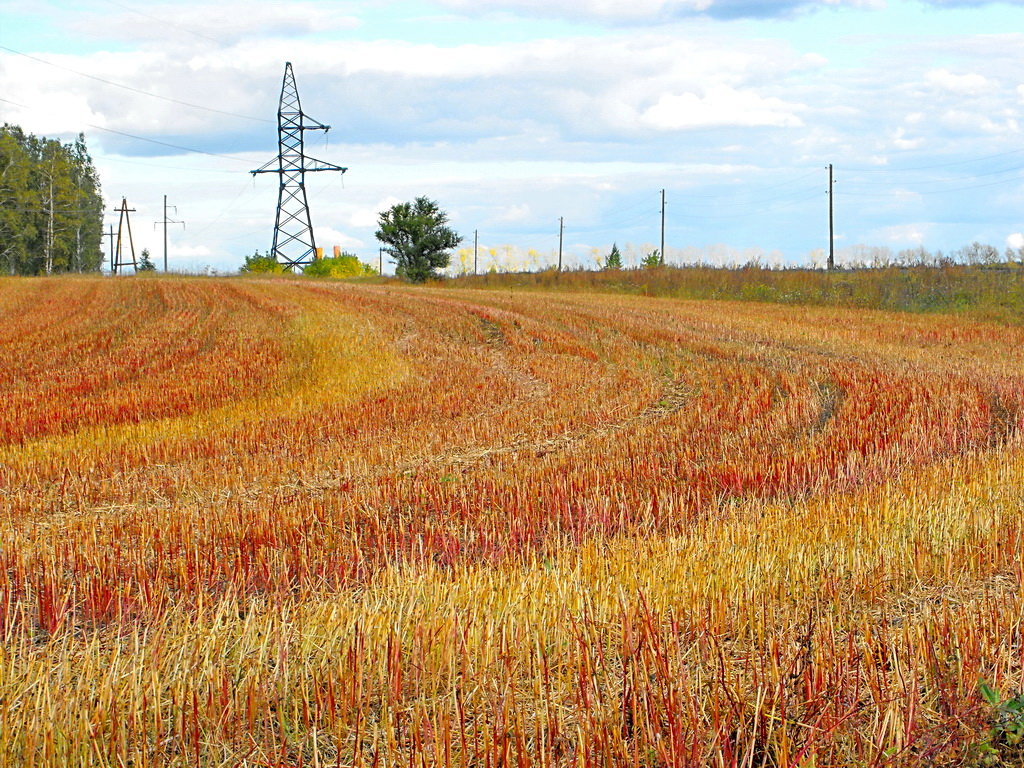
[0,275,1021,767]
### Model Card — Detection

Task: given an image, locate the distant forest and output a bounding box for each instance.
[0,124,104,275]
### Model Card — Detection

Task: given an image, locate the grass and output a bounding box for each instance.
[0,274,1020,766]
[448,262,1024,322]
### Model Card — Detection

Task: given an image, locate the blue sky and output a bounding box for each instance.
[2,0,1024,272]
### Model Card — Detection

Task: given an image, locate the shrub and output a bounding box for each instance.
[240,250,283,274]
[303,253,377,278]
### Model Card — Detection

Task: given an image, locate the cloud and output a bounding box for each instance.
[891,127,924,150]
[641,86,803,130]
[496,204,532,222]
[434,0,886,21]
[314,227,365,251]
[348,197,403,228]
[6,0,1024,274]
[879,224,929,244]
[70,2,360,47]
[926,68,991,95]
[169,244,214,258]
[1008,233,1024,250]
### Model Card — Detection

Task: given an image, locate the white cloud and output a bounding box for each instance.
[6,0,1024,273]
[0,31,814,146]
[434,0,885,21]
[641,86,803,130]
[880,224,928,244]
[169,244,214,258]
[941,109,1018,135]
[314,227,364,251]
[348,197,403,228]
[892,127,923,150]
[926,69,991,95]
[72,2,360,46]
[497,204,532,222]
[1007,233,1024,250]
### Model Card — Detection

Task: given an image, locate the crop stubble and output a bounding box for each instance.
[0,276,1020,766]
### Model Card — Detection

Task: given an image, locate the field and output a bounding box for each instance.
[0,275,1021,767]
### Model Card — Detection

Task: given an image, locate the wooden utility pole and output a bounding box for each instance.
[473,229,478,276]
[828,164,835,271]
[378,247,383,275]
[558,217,564,272]
[660,189,666,266]
[112,198,137,275]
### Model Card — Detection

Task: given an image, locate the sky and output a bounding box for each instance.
[2,0,1024,273]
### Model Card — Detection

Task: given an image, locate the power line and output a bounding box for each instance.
[667,190,823,222]
[0,44,273,124]
[672,169,820,200]
[100,154,242,174]
[846,147,1024,174]
[188,179,259,238]
[669,184,822,211]
[96,0,224,45]
[88,123,249,162]
[842,172,1024,198]
[3,94,251,161]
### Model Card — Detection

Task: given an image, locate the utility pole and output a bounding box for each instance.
[660,189,666,266]
[558,217,564,273]
[827,164,835,271]
[473,229,478,276]
[378,247,383,276]
[102,225,115,274]
[112,197,137,275]
[252,62,347,271]
[154,195,185,272]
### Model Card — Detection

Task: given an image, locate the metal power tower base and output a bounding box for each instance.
[252,62,346,272]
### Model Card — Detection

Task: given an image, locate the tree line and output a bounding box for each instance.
[0,124,104,275]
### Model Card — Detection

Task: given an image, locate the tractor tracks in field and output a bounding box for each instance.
[394,375,697,472]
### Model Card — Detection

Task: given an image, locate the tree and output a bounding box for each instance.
[137,248,156,272]
[605,243,623,270]
[956,241,1000,265]
[0,124,103,275]
[303,252,377,277]
[376,197,460,283]
[68,134,104,272]
[240,250,283,274]
[641,250,661,269]
[0,127,34,275]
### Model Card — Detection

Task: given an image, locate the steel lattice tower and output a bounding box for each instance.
[252,62,346,271]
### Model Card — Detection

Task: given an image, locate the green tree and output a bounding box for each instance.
[37,139,78,275]
[641,250,661,269]
[605,243,623,270]
[68,134,104,272]
[303,252,377,277]
[137,248,156,272]
[0,126,34,275]
[240,250,283,274]
[0,124,103,275]
[375,197,460,283]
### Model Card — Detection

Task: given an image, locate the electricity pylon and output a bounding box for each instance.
[251,62,346,271]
